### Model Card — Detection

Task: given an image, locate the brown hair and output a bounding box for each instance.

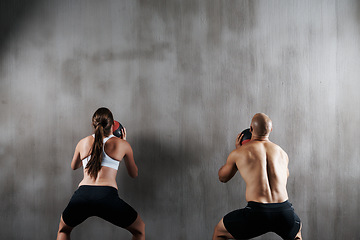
[86,107,114,179]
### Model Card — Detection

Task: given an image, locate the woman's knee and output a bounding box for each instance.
[127,215,145,236]
[213,218,233,240]
[136,218,145,235]
[58,216,73,235]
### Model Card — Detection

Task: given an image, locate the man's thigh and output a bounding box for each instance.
[223,208,268,239]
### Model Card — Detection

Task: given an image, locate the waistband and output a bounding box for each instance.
[78,185,118,192]
[247,200,292,209]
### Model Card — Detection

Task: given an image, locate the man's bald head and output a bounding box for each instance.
[250,113,272,137]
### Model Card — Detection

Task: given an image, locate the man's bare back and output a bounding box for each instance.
[234,139,289,203]
[213,113,302,240]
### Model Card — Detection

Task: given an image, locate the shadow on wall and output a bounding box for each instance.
[117,133,203,225]
[357,0,360,24]
[0,0,43,54]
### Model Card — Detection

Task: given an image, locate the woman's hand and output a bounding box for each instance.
[121,127,127,141]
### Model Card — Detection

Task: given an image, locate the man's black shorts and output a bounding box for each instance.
[223,201,301,240]
[62,185,138,228]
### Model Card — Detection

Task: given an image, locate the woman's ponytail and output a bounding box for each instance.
[86,125,104,179]
[85,107,114,179]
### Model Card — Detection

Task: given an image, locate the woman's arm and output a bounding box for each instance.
[123,142,138,178]
[71,141,83,170]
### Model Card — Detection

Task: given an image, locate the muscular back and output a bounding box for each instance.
[234,140,289,203]
[71,135,137,189]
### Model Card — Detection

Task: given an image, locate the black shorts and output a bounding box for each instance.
[62,185,138,228]
[223,201,301,240]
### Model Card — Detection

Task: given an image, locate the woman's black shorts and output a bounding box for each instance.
[223,201,301,240]
[62,185,138,228]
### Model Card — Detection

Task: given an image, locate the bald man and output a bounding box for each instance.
[212,113,302,240]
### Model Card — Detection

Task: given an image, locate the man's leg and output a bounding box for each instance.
[212,218,235,240]
[56,216,73,240]
[294,223,302,240]
[126,214,145,240]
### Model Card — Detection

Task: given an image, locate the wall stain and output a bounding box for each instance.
[91,42,171,64]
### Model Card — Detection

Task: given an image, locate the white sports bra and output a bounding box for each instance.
[82,134,120,170]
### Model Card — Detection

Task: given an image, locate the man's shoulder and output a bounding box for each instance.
[265,141,288,158]
[231,144,253,158]
[238,140,287,155]
[264,140,284,149]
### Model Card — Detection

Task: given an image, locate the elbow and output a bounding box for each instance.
[71,162,81,170]
[218,171,228,183]
[71,166,79,171]
[219,175,228,183]
[130,168,138,178]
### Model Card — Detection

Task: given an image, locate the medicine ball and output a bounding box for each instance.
[113,120,124,138]
[240,128,252,145]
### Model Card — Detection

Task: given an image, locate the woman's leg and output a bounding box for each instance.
[126,214,145,240]
[56,216,73,240]
[212,218,235,240]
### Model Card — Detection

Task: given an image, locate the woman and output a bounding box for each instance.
[57,107,145,240]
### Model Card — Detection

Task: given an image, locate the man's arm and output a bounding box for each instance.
[218,151,238,183]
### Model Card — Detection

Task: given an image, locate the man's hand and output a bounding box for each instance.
[235,133,244,149]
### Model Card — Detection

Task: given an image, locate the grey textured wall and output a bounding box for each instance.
[1,0,360,239]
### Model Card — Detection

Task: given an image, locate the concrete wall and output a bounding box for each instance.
[1,0,359,239]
